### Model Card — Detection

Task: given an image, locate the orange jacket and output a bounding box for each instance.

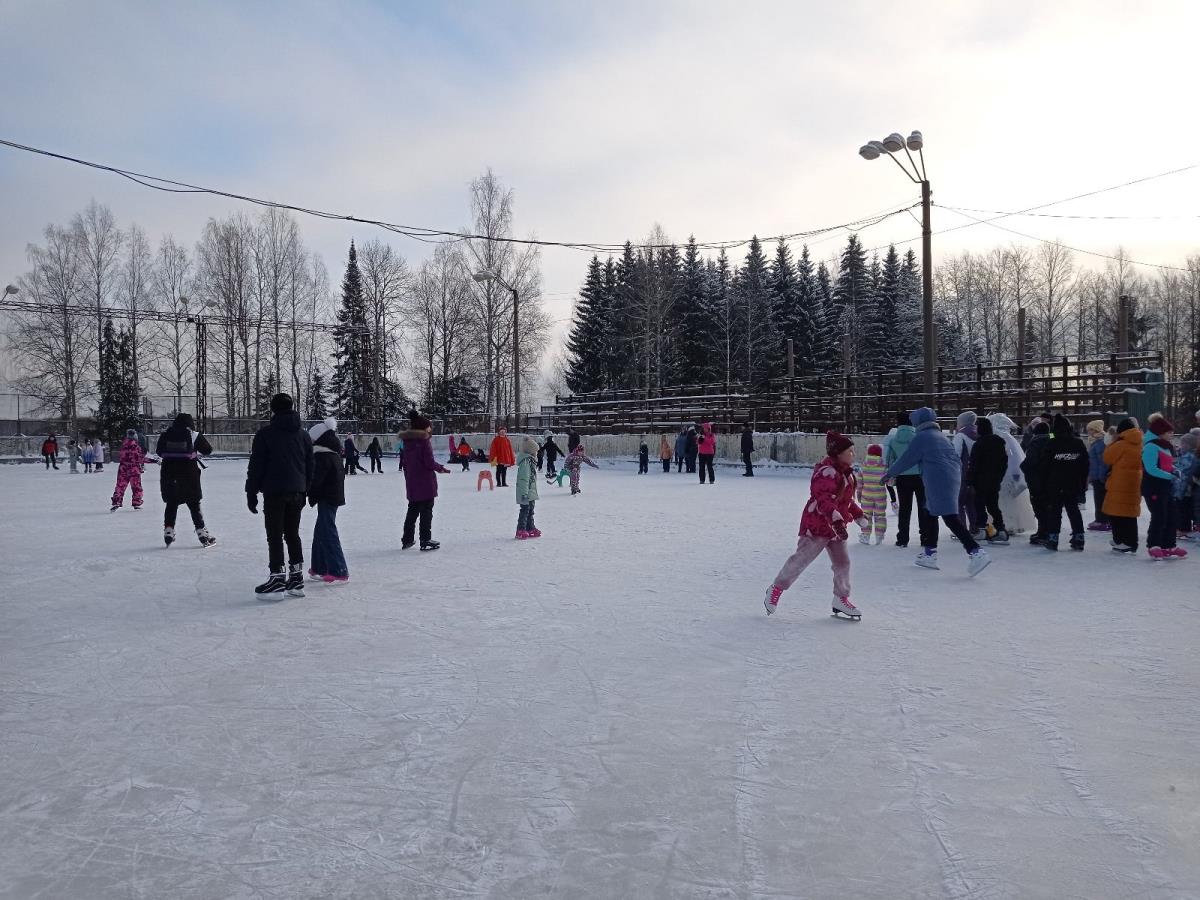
[1102,427,1143,519]
[457,440,471,457]
[488,434,515,467]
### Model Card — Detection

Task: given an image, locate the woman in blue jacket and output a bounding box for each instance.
[884,407,991,576]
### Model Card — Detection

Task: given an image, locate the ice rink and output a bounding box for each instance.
[1,457,1197,899]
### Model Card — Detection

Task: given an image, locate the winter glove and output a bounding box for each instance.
[832,519,849,542]
[246,493,259,514]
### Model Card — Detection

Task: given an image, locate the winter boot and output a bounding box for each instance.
[1086,520,1108,532]
[254,568,288,599]
[1148,547,1169,561]
[163,526,175,547]
[110,503,121,513]
[322,574,350,584]
[1110,542,1136,554]
[196,528,216,547]
[308,568,324,582]
[1069,532,1085,552]
[967,548,991,577]
[987,529,1010,546]
[515,530,530,540]
[858,532,871,545]
[832,595,861,620]
[1167,546,1189,559]
[763,584,782,616]
[1029,533,1046,547]
[285,563,306,597]
[420,540,440,552]
[915,549,940,570]
[1043,533,1060,552]
[528,528,542,539]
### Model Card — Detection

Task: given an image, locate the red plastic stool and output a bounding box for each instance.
[477,470,494,492]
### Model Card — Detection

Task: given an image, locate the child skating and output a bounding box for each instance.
[1143,415,1185,560]
[67,440,80,474]
[82,440,94,474]
[514,436,541,539]
[857,443,888,544]
[565,443,598,495]
[1176,430,1198,540]
[638,439,649,474]
[111,429,146,511]
[764,431,867,620]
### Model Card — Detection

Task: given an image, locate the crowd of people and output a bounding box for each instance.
[763,406,1200,622]
[33,399,1199,607]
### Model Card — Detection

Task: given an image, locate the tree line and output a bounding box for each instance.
[561,231,1200,397]
[5,170,551,433]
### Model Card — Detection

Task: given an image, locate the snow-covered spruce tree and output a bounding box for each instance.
[869,245,903,371]
[833,234,871,372]
[705,251,738,390]
[306,370,329,419]
[96,320,139,443]
[734,236,774,387]
[675,236,715,386]
[564,255,608,394]
[768,239,797,379]
[332,241,371,422]
[814,261,842,375]
[609,242,640,389]
[895,249,923,369]
[792,245,821,376]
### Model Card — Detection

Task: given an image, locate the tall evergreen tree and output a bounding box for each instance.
[792,245,820,376]
[706,251,737,389]
[769,239,798,379]
[306,370,329,419]
[332,241,372,422]
[833,234,871,373]
[610,242,639,389]
[896,249,923,368]
[814,261,842,375]
[675,236,713,384]
[564,255,608,394]
[734,236,773,386]
[96,319,139,442]
[869,245,903,370]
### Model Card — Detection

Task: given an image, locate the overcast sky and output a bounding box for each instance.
[3,0,1199,379]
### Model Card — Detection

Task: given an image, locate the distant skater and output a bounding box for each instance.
[111,429,146,511]
[157,413,215,547]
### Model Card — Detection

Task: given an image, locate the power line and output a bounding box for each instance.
[936,205,1193,273]
[937,203,1200,222]
[0,136,916,254]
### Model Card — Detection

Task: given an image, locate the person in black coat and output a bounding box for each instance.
[541,433,565,479]
[156,413,215,547]
[638,440,649,474]
[969,417,1008,540]
[366,436,384,474]
[308,419,349,581]
[1020,421,1052,543]
[1038,414,1090,551]
[684,427,698,474]
[246,393,314,597]
[740,423,755,477]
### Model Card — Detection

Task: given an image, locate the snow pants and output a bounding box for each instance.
[974,485,1006,533]
[1046,495,1084,538]
[773,534,851,600]
[43,452,58,470]
[895,474,934,547]
[859,495,887,539]
[369,456,382,473]
[311,502,348,578]
[569,467,582,493]
[742,451,754,476]
[1144,480,1177,550]
[662,458,671,473]
[927,513,980,553]
[1090,480,1109,524]
[1109,515,1139,550]
[495,464,508,487]
[112,469,144,508]
[402,499,435,545]
[698,454,715,484]
[517,501,536,532]
[638,457,649,474]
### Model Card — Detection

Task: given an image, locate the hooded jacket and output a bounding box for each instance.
[489,433,516,467]
[696,423,716,456]
[885,424,920,476]
[969,417,1008,493]
[156,414,213,503]
[1102,427,1143,518]
[1040,415,1089,499]
[660,435,673,460]
[367,437,383,459]
[1021,431,1051,495]
[308,422,346,507]
[741,427,755,454]
[541,434,564,465]
[245,411,314,496]
[674,431,687,458]
[515,437,540,505]
[402,429,449,502]
[884,408,961,516]
[799,455,863,540]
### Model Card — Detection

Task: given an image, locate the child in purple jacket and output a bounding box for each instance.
[400,411,451,551]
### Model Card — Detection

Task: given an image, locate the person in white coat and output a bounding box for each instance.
[986,413,1038,534]
[92,439,105,472]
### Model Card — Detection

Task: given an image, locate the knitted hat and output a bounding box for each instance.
[125,428,138,439]
[520,436,539,456]
[867,443,883,456]
[1179,432,1198,452]
[1116,418,1138,434]
[308,417,338,440]
[1148,416,1174,437]
[1033,422,1050,435]
[1085,419,1105,437]
[269,393,294,413]
[826,430,854,456]
[956,410,977,429]
[407,409,431,431]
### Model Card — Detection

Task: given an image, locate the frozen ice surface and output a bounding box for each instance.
[1,460,1198,899]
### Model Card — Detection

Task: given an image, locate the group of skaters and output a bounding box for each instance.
[764,405,1200,621]
[40,434,109,474]
[650,422,738,481]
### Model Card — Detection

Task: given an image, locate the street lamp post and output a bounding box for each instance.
[473,270,521,430]
[859,130,935,395]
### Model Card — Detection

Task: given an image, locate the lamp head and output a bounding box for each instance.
[3,284,18,296]
[906,130,924,151]
[882,133,905,153]
[472,271,497,283]
[859,144,881,160]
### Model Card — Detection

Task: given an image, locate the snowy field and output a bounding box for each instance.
[1,458,1198,900]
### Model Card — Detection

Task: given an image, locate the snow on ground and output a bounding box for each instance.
[1,458,1197,899]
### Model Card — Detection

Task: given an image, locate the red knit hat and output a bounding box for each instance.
[1148,416,1174,436]
[867,443,883,456]
[826,430,854,456]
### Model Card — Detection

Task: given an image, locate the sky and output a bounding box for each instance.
[2,0,1199,392]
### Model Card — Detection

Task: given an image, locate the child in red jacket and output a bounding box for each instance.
[764,431,868,620]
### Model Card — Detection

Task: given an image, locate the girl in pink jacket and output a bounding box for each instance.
[764,431,868,620]
[111,429,146,511]
[696,422,717,484]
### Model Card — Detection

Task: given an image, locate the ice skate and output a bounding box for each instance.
[831,595,861,620]
[873,532,885,545]
[110,504,120,513]
[763,584,782,615]
[987,529,1009,546]
[163,526,175,547]
[401,540,415,550]
[1178,531,1198,542]
[515,529,530,540]
[1087,520,1109,532]
[420,540,440,552]
[1110,542,1136,554]
[196,528,216,547]
[915,549,939,570]
[1069,532,1085,552]
[308,568,325,582]
[1166,547,1188,559]
[528,528,542,539]
[1043,533,1060,552]
[1148,547,1169,561]
[285,563,306,597]
[322,574,350,584]
[858,532,871,545]
[254,568,288,599]
[967,549,991,577]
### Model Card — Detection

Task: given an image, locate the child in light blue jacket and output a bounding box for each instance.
[515,436,541,540]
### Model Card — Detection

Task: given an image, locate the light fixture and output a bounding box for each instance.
[906,130,923,151]
[3,284,17,296]
[882,133,905,153]
[859,144,881,160]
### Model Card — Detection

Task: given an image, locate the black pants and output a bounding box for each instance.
[959,484,978,532]
[1144,481,1177,549]
[974,485,1006,532]
[369,456,382,473]
[1090,480,1109,523]
[517,501,536,532]
[1029,490,1049,537]
[44,452,58,470]
[928,513,980,553]
[886,483,897,504]
[165,499,204,529]
[495,464,507,486]
[698,454,715,483]
[403,499,434,545]
[896,474,933,546]
[662,458,671,473]
[742,451,754,476]
[675,455,683,473]
[685,453,697,474]
[545,458,557,477]
[263,492,305,571]
[638,457,648,474]
[460,457,470,471]
[1110,515,1139,550]
[1047,495,1084,538]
